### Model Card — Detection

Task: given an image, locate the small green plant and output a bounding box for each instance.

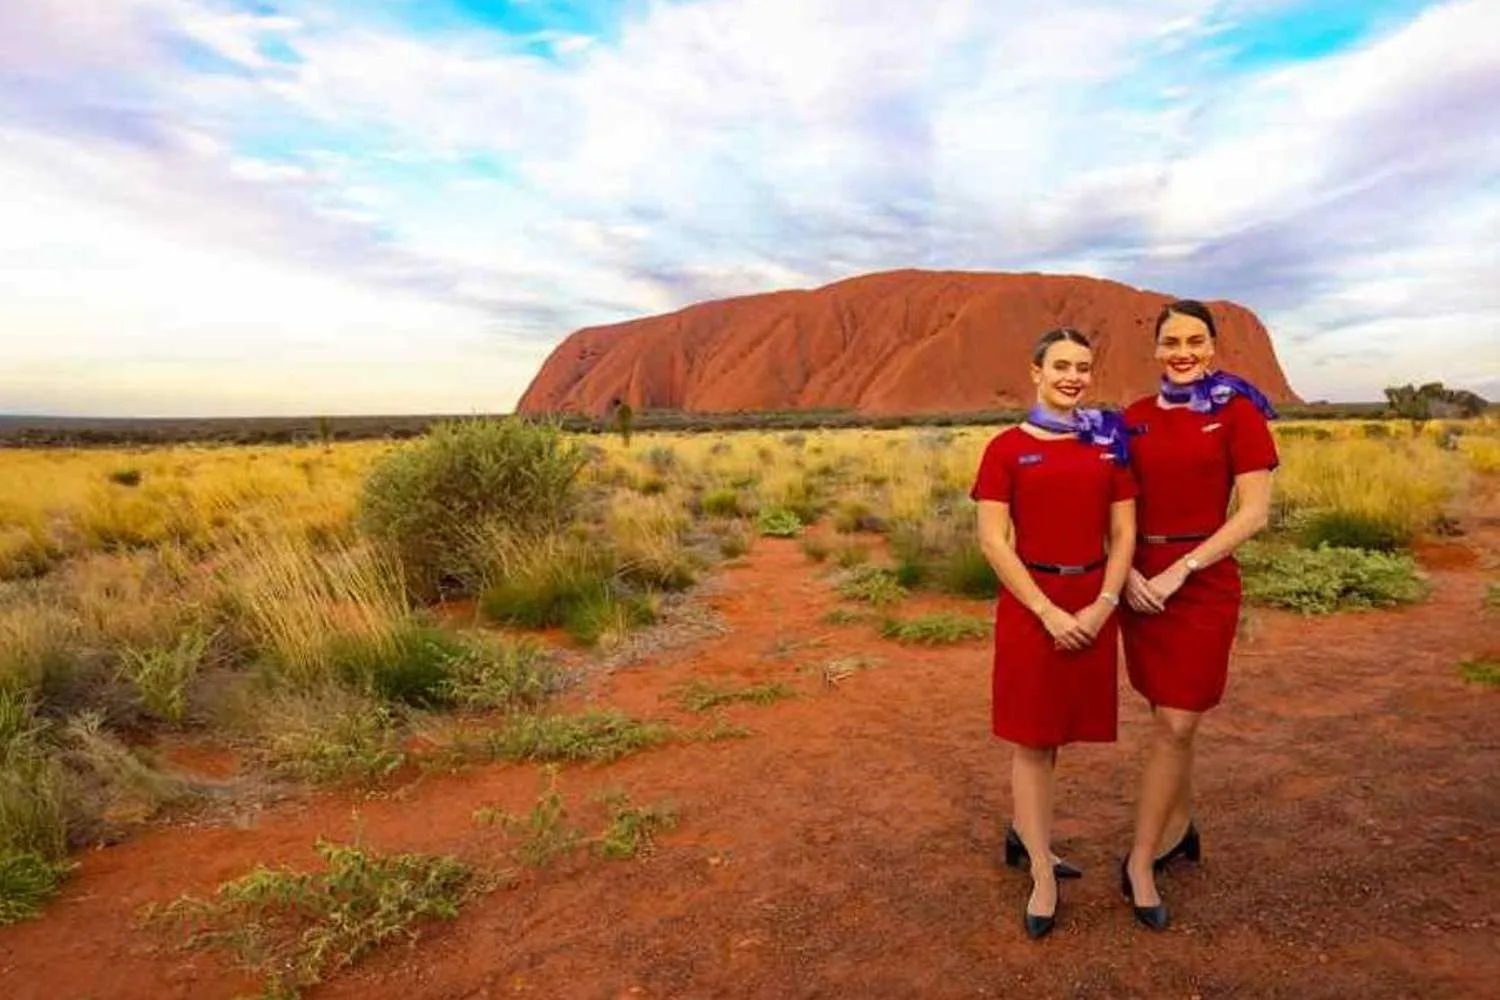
[833,543,870,569]
[1296,510,1407,553]
[593,790,678,860]
[107,468,143,487]
[474,766,582,867]
[1483,583,1499,608]
[258,693,406,785]
[755,507,802,538]
[832,498,882,534]
[838,566,907,606]
[1457,658,1500,687]
[673,679,796,713]
[118,629,217,724]
[0,851,73,926]
[879,613,989,645]
[1240,543,1428,613]
[821,608,866,626]
[487,711,673,763]
[441,636,557,711]
[688,716,752,742]
[156,839,476,999]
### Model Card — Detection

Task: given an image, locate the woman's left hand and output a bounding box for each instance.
[1147,562,1191,604]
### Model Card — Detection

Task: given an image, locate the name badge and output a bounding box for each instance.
[1202,422,1223,433]
[1018,453,1044,466]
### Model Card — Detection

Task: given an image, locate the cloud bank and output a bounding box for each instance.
[1,0,1495,414]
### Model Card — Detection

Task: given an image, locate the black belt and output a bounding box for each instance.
[1024,558,1105,576]
[1139,532,1211,544]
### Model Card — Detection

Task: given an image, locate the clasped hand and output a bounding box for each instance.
[1125,563,1188,614]
[1040,599,1112,651]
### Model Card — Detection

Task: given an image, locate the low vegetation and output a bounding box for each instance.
[155,839,479,999]
[1457,657,1500,688]
[1239,543,1428,613]
[673,679,797,712]
[879,612,990,645]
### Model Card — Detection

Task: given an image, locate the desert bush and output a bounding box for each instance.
[118,628,218,723]
[0,522,57,582]
[717,522,754,558]
[359,418,587,599]
[107,469,143,488]
[800,536,831,562]
[755,508,802,538]
[888,519,998,598]
[879,613,989,645]
[0,850,72,926]
[474,766,581,867]
[478,537,615,630]
[486,711,672,764]
[701,489,745,519]
[0,691,68,863]
[441,636,557,711]
[251,689,406,784]
[1296,510,1407,553]
[1273,438,1461,543]
[1457,657,1500,687]
[561,589,659,648]
[157,839,475,1000]
[1362,422,1392,439]
[838,566,907,606]
[593,789,678,860]
[0,608,84,697]
[831,497,883,534]
[606,494,697,592]
[833,542,871,569]
[1239,543,1427,613]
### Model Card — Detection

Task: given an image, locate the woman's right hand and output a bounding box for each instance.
[1038,604,1092,650]
[1125,568,1166,614]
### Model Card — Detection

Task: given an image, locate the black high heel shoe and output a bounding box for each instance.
[1004,824,1083,880]
[1024,874,1058,940]
[1153,821,1202,872]
[1119,857,1169,931]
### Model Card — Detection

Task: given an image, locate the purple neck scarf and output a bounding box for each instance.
[1159,371,1277,419]
[1025,404,1131,465]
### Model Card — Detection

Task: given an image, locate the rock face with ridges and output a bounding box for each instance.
[516,270,1300,416]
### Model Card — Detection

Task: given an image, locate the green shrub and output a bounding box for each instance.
[442,637,557,711]
[256,691,406,785]
[107,468,143,487]
[755,508,802,538]
[478,542,615,630]
[1240,543,1427,613]
[474,767,581,867]
[1297,510,1407,553]
[359,418,587,599]
[322,626,473,708]
[833,543,870,569]
[801,536,830,562]
[888,521,997,598]
[0,692,68,863]
[717,522,753,558]
[879,613,989,645]
[701,489,744,518]
[157,839,475,999]
[838,567,906,606]
[0,850,72,925]
[488,711,672,763]
[1457,658,1500,687]
[593,790,678,860]
[561,590,657,647]
[118,629,217,723]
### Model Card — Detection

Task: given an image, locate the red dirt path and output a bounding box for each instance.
[3,505,1498,999]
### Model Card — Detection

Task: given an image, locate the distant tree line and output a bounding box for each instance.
[1383,382,1489,429]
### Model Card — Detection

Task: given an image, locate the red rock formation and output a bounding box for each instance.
[516,270,1300,416]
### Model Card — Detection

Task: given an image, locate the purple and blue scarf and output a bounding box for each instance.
[1025,404,1131,465]
[1159,371,1278,419]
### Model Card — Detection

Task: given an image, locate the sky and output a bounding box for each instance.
[1,0,1497,416]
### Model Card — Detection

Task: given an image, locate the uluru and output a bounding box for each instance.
[517,270,1300,416]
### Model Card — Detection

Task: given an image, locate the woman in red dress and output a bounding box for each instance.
[972,328,1137,939]
[1118,300,1279,930]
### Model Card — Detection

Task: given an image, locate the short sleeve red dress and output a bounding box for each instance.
[1120,393,1278,711]
[971,427,1137,749]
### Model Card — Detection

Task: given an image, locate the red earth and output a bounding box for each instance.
[516,270,1302,417]
[3,498,1497,1000]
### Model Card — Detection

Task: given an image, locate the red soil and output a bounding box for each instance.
[516,270,1301,417]
[3,513,1498,999]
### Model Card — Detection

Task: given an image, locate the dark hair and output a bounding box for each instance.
[1031,327,1092,366]
[1155,299,1218,340]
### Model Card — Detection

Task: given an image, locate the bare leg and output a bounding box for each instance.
[1157,712,1196,854]
[1012,744,1058,916]
[1127,708,1201,904]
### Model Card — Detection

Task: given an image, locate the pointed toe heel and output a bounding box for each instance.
[1005,824,1084,879]
[1120,858,1170,932]
[1024,911,1056,940]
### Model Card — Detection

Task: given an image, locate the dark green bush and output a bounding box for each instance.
[701,489,744,518]
[1240,543,1427,613]
[1297,511,1407,553]
[358,419,587,600]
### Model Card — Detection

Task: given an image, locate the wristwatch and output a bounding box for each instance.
[1100,591,1120,606]
[1184,556,1202,573]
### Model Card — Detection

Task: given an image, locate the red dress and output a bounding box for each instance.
[1120,394,1279,711]
[970,428,1137,749]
